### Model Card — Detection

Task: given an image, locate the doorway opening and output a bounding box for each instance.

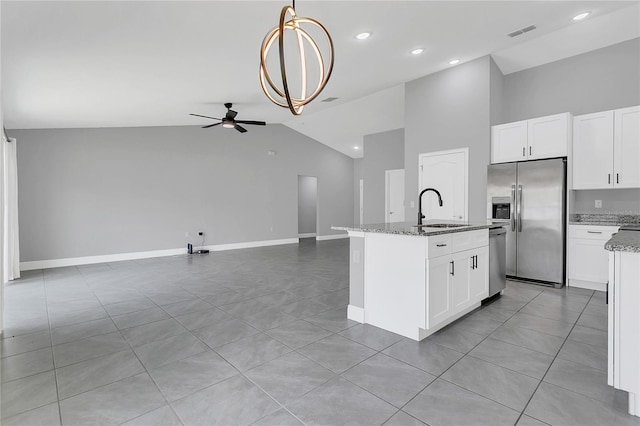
[298,175,318,239]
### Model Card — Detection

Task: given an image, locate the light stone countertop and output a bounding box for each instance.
[570,213,640,227]
[605,231,640,253]
[331,220,500,237]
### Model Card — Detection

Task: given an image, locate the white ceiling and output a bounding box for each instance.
[2,1,639,158]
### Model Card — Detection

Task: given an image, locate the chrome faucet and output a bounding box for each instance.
[418,188,443,225]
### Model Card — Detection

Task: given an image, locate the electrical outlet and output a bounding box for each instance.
[185,232,190,237]
[410,201,415,209]
[595,200,603,208]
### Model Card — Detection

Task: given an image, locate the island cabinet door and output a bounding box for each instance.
[450,251,471,312]
[469,246,489,301]
[426,255,452,329]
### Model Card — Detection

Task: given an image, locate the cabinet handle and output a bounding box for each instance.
[450,261,455,276]
[436,243,447,247]
[474,255,478,269]
[522,147,525,157]
[617,173,619,184]
[587,231,602,234]
[529,146,532,156]
[608,174,611,184]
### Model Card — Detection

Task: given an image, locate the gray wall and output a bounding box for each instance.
[362,129,404,224]
[502,38,640,122]
[404,56,494,222]
[573,189,640,214]
[502,38,640,213]
[353,158,363,225]
[15,124,353,262]
[297,175,317,235]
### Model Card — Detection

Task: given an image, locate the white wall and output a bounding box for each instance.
[14,124,353,263]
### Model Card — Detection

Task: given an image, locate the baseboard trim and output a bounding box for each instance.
[20,238,300,271]
[347,305,365,323]
[298,233,317,238]
[316,234,348,241]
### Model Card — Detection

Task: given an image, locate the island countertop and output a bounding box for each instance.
[331,220,500,237]
[605,230,640,253]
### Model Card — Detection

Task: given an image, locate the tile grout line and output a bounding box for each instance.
[512,288,596,425]
[42,268,64,426]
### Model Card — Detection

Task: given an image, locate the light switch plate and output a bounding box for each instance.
[595,200,602,208]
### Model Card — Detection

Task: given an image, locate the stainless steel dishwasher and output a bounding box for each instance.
[488,226,507,297]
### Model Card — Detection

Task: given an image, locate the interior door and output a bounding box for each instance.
[385,169,405,223]
[419,149,467,221]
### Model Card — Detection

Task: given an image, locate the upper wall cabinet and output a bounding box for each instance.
[491,113,570,164]
[573,106,640,189]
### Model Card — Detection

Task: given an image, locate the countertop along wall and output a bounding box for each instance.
[502,38,640,214]
[14,124,354,262]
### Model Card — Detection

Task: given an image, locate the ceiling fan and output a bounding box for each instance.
[190,103,266,133]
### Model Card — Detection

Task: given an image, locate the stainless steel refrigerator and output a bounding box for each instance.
[487,158,566,287]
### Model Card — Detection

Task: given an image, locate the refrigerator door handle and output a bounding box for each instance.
[510,185,516,232]
[517,185,523,232]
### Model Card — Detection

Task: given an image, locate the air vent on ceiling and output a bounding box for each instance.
[321,97,339,102]
[507,25,537,38]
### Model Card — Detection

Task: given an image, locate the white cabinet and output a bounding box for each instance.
[491,113,570,164]
[573,111,614,189]
[573,105,640,189]
[528,113,572,160]
[568,225,619,291]
[614,106,640,188]
[491,120,528,164]
[608,249,640,417]
[426,232,489,330]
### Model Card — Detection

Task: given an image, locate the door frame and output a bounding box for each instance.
[359,179,364,225]
[385,169,405,223]
[418,147,469,221]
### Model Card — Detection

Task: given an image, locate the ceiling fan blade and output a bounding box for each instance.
[227,109,238,120]
[235,124,248,133]
[190,113,221,120]
[236,120,266,126]
[202,122,222,129]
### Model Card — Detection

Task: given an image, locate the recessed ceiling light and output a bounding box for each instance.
[573,11,591,21]
[449,59,460,65]
[354,146,360,150]
[355,32,371,40]
[410,48,425,55]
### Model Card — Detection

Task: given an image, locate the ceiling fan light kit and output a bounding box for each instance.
[259,0,334,116]
[189,103,266,134]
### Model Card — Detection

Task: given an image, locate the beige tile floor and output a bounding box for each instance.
[1,239,639,425]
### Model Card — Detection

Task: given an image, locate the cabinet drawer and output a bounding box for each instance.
[426,234,451,259]
[569,225,618,240]
[451,229,489,252]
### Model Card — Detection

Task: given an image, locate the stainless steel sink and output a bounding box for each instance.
[413,223,468,228]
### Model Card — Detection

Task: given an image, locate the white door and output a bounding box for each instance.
[573,111,614,189]
[419,149,468,221]
[614,106,640,189]
[491,121,527,163]
[469,246,489,301]
[527,113,570,160]
[450,251,471,311]
[385,169,405,223]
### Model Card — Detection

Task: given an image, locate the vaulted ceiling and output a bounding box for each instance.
[2,1,639,158]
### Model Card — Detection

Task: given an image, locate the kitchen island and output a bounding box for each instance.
[606,228,640,417]
[332,221,494,341]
